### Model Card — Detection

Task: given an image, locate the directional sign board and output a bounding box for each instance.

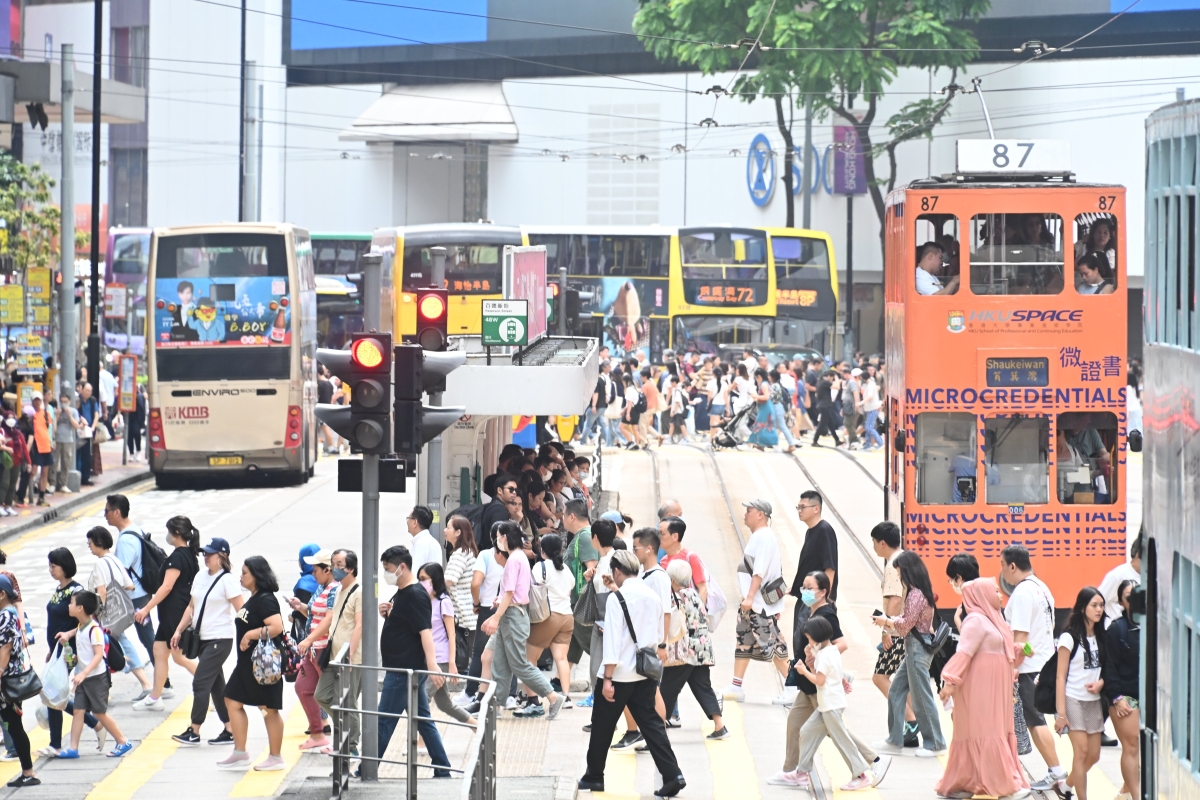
[481,299,528,346]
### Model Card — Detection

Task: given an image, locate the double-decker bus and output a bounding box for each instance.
[102,227,152,355]
[146,224,318,486]
[766,227,839,354]
[884,147,1128,611]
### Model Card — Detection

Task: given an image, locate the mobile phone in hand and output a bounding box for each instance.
[872,609,884,617]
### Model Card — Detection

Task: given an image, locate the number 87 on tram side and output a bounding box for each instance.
[883,139,1130,614]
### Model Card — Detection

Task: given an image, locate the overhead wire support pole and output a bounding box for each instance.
[86,0,102,392]
[60,44,76,404]
[359,253,383,781]
[238,0,247,222]
[972,77,996,139]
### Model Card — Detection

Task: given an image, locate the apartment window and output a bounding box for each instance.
[1172,552,1199,770]
[111,26,148,88]
[110,148,147,227]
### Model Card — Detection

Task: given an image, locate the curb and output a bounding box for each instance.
[0,470,153,545]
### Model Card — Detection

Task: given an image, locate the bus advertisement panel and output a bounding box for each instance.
[153,276,291,346]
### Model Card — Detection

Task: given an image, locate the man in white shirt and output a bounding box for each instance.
[98,365,117,433]
[583,519,618,694]
[406,505,443,569]
[914,241,959,296]
[1099,533,1142,625]
[1001,545,1065,793]
[579,550,684,797]
[723,500,789,703]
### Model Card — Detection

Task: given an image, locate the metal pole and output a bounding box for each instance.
[557,267,567,335]
[845,195,854,361]
[238,0,246,222]
[359,253,382,781]
[86,0,102,393]
[972,77,996,139]
[60,44,76,404]
[407,672,418,800]
[122,285,132,465]
[427,248,446,537]
[802,94,813,229]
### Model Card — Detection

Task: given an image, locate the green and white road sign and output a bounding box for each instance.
[482,299,528,346]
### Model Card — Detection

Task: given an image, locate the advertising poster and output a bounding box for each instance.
[0,284,23,324]
[154,277,291,347]
[834,125,868,195]
[504,247,547,341]
[564,276,668,359]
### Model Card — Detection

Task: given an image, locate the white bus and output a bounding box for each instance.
[146,224,318,486]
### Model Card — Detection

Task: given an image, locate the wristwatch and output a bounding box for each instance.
[657,643,667,649]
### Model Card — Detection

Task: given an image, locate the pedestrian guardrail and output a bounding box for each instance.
[328,659,498,800]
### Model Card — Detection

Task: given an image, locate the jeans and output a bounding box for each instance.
[113,624,150,671]
[466,606,495,697]
[772,403,797,447]
[377,672,450,778]
[886,632,946,751]
[863,409,883,449]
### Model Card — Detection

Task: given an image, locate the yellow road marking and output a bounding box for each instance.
[85,701,192,800]
[2,481,152,556]
[229,703,309,797]
[0,724,48,783]
[594,720,639,800]
[704,700,760,800]
[818,737,882,798]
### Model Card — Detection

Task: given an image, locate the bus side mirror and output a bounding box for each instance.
[894,430,907,452]
[1128,430,1142,453]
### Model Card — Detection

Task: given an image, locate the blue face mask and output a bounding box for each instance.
[332,567,349,582]
[800,589,818,607]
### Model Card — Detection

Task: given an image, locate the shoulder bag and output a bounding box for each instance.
[252,629,283,685]
[527,562,551,625]
[1,609,42,704]
[667,593,686,644]
[916,616,953,657]
[743,556,787,606]
[317,585,359,670]
[98,557,136,635]
[614,591,663,683]
[178,570,228,660]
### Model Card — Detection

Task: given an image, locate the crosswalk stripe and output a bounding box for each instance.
[704,700,760,800]
[84,702,192,800]
[594,724,639,800]
[229,702,309,797]
[817,738,881,798]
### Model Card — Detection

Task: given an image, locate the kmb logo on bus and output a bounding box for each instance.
[164,406,209,420]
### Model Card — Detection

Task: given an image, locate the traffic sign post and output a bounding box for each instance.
[482,299,528,344]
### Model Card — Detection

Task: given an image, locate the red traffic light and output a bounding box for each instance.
[415,289,449,351]
[418,292,446,322]
[351,337,387,369]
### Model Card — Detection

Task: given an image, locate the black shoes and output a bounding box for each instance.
[655,776,686,797]
[208,730,236,745]
[610,731,644,751]
[172,728,201,745]
[578,776,605,793]
[7,775,40,788]
[1101,733,1119,747]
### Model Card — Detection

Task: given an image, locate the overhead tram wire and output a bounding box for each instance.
[783,451,883,581]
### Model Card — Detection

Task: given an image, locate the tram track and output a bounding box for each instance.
[785,450,884,581]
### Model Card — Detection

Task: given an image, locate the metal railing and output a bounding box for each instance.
[328,658,497,800]
[590,433,603,493]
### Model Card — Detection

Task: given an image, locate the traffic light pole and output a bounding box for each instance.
[427,249,446,540]
[359,254,382,782]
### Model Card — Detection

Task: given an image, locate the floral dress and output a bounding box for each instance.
[0,605,28,703]
[664,587,714,667]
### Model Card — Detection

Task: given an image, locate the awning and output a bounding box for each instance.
[339,82,517,143]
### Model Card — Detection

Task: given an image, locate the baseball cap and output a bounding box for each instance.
[302,548,334,566]
[742,499,773,517]
[851,368,863,377]
[600,510,625,525]
[31,391,43,400]
[201,537,231,556]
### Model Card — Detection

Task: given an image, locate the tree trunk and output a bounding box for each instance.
[774,94,795,227]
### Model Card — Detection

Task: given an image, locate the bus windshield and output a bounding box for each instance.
[773,236,829,281]
[680,229,768,279]
[672,315,771,356]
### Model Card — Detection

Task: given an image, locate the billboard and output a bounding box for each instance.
[154,277,291,348]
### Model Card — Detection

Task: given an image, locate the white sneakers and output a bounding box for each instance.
[132,696,164,712]
[772,687,799,707]
[720,685,745,703]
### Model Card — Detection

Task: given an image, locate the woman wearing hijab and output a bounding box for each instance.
[935,578,1031,800]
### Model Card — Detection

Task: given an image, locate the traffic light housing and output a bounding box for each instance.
[315,332,392,454]
[415,288,448,351]
[393,343,466,454]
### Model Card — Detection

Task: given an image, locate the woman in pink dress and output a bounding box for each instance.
[936,578,1031,800]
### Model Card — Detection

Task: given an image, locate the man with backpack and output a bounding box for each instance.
[108,494,173,700]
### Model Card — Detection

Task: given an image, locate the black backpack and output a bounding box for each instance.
[448,504,487,545]
[102,628,126,674]
[121,530,168,595]
[634,391,648,414]
[1034,637,1081,716]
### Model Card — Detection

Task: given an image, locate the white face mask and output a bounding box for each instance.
[3,419,13,428]
[383,567,399,586]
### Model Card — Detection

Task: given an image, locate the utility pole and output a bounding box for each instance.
[358,253,382,781]
[60,44,76,402]
[802,95,813,229]
[845,195,854,361]
[86,0,102,391]
[238,0,247,222]
[426,247,447,538]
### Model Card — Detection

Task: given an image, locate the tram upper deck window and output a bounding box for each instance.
[1073,214,1118,295]
[1056,412,1117,504]
[530,234,670,278]
[983,415,1049,505]
[402,244,501,294]
[968,213,1065,295]
[914,215,960,296]
[915,412,977,504]
[681,229,768,280]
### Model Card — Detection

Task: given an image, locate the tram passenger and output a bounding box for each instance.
[1073,218,1117,272]
[1075,252,1116,295]
[915,242,959,296]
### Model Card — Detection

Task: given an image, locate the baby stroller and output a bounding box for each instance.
[711,403,755,450]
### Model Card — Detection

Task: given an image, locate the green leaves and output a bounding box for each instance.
[0,154,62,273]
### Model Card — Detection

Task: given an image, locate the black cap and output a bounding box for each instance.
[201,537,230,556]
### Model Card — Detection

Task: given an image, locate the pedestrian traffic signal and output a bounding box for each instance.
[393,343,466,454]
[415,288,449,351]
[316,332,393,454]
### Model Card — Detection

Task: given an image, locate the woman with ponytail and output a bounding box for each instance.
[132,516,200,711]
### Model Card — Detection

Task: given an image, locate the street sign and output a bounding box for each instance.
[26,268,51,301]
[105,283,128,319]
[118,354,138,412]
[30,305,49,324]
[956,139,1071,175]
[0,284,23,324]
[17,382,41,408]
[16,351,44,372]
[502,247,547,341]
[16,334,41,350]
[482,299,528,346]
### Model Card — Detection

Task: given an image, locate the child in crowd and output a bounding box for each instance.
[791,616,874,792]
[55,590,134,759]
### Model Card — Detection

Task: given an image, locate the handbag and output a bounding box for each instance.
[604,398,624,420]
[527,563,551,625]
[179,569,227,660]
[1013,681,1033,755]
[1,610,41,704]
[98,557,136,635]
[573,578,601,627]
[317,585,359,670]
[666,593,686,644]
[916,617,953,657]
[614,591,662,683]
[743,557,787,606]
[251,630,283,685]
[93,421,110,444]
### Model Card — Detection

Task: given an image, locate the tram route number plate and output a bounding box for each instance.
[985,357,1049,387]
[209,456,243,466]
[957,140,1070,174]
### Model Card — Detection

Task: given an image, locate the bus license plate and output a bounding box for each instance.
[209,456,243,466]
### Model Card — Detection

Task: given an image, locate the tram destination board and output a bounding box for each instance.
[985,356,1049,387]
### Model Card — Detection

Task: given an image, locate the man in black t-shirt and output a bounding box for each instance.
[377,545,450,777]
[790,491,838,648]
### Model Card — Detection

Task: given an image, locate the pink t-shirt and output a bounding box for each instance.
[660,549,706,587]
[430,594,455,663]
[500,550,532,605]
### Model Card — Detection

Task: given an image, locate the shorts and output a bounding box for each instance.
[1017,673,1046,728]
[734,607,789,662]
[874,636,905,676]
[528,612,574,650]
[1065,697,1104,733]
[30,449,53,467]
[74,672,111,714]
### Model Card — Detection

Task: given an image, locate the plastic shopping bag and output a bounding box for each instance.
[40,647,70,710]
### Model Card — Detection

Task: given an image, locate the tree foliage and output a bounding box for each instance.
[0,154,61,273]
[634,0,990,236]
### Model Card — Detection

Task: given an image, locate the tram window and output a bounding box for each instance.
[1056,412,1117,504]
[983,415,1049,505]
[1073,214,1118,295]
[914,215,960,296]
[915,412,977,504]
[968,213,1065,295]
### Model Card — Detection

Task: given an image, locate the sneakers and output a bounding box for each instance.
[132,696,164,712]
[504,695,520,710]
[610,731,644,752]
[209,730,235,746]
[453,691,474,707]
[6,776,40,788]
[512,703,545,718]
[1030,769,1068,792]
[841,774,873,791]
[665,715,682,729]
[870,755,891,787]
[561,696,574,709]
[772,687,799,707]
[131,689,151,703]
[706,726,730,740]
[577,694,594,708]
[547,695,565,720]
[172,729,201,745]
[871,740,906,756]
[914,747,945,758]
[463,698,482,715]
[721,685,745,702]
[766,770,810,788]
[903,721,920,747]
[161,687,176,699]
[108,742,134,758]
[254,755,286,771]
[217,751,251,768]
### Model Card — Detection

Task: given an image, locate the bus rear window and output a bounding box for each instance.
[968,214,1064,295]
[983,415,1049,505]
[156,233,288,279]
[772,237,829,281]
[154,347,290,382]
[403,244,501,294]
